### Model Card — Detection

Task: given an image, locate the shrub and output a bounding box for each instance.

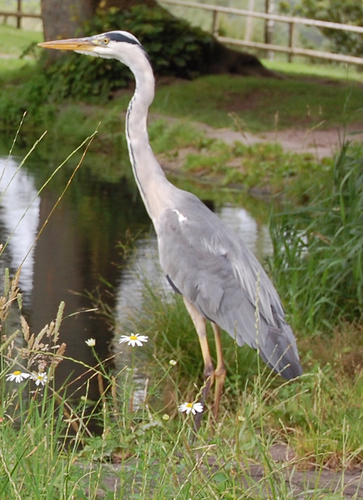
[292,0,363,58]
[42,5,213,99]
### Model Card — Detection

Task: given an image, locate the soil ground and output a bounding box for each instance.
[91,443,363,498]
[152,114,363,179]
[201,122,363,159]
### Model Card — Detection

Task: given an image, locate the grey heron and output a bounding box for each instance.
[39,31,302,419]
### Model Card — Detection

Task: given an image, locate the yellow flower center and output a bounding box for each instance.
[186,403,193,408]
[129,335,138,340]
[13,371,21,376]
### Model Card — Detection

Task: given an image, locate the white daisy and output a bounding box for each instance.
[119,333,148,347]
[5,371,31,383]
[85,338,96,347]
[178,402,204,415]
[32,372,48,386]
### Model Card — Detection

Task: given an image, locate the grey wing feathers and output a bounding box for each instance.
[157,193,302,380]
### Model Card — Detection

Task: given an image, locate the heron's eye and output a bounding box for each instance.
[103,37,110,45]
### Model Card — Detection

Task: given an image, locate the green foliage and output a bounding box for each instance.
[269,142,363,332]
[43,4,213,99]
[169,135,331,202]
[148,119,206,154]
[0,72,55,128]
[292,0,363,57]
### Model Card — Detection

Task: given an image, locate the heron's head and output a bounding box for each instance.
[38,31,147,66]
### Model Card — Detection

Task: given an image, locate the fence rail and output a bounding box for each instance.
[160,0,363,65]
[0,0,41,29]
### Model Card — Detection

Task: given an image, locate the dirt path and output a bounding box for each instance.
[91,445,363,499]
[195,122,363,159]
[151,113,363,159]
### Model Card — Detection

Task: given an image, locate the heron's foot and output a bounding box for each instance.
[193,372,214,433]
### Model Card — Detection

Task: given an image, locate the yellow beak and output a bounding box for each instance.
[38,37,95,52]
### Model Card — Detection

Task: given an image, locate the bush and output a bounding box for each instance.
[269,142,363,332]
[0,72,55,130]
[292,0,363,58]
[42,5,213,99]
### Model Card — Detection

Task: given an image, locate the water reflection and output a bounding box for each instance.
[0,151,273,418]
[219,204,273,258]
[0,153,149,414]
[0,157,40,301]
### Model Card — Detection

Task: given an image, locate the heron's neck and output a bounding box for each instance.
[126,58,174,229]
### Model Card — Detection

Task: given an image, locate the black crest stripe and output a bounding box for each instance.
[105,32,140,45]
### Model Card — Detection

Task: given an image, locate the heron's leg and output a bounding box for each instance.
[211,323,226,419]
[183,298,215,403]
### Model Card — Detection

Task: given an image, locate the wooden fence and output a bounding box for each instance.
[160,0,363,66]
[0,0,41,29]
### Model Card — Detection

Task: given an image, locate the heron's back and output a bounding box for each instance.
[157,190,302,380]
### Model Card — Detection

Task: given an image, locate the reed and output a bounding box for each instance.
[269,141,363,332]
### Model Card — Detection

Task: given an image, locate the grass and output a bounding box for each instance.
[0,24,41,56]
[263,58,363,83]
[26,69,361,135]
[268,142,363,333]
[150,120,333,202]
[0,26,362,207]
[2,24,363,133]
[150,73,363,132]
[2,271,363,499]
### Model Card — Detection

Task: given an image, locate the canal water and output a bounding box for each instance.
[0,141,273,408]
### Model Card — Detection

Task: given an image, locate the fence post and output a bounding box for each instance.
[212,10,219,37]
[16,0,21,29]
[245,0,255,41]
[264,0,275,60]
[288,21,295,62]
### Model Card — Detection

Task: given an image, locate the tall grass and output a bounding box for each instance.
[269,141,363,333]
[3,277,363,499]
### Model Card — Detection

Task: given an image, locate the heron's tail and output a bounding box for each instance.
[259,325,303,380]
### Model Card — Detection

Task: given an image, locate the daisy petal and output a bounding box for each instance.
[32,372,48,386]
[119,333,148,347]
[5,371,31,383]
[178,402,203,416]
[192,402,204,414]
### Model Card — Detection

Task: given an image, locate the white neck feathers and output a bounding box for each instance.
[122,47,174,228]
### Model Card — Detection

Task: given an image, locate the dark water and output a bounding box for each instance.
[0,145,273,408]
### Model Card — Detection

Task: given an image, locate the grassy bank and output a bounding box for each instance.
[1,135,362,498]
[2,273,363,499]
[1,25,363,499]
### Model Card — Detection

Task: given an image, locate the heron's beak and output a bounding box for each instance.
[38,37,96,52]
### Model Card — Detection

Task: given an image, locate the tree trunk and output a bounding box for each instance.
[41,0,98,41]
